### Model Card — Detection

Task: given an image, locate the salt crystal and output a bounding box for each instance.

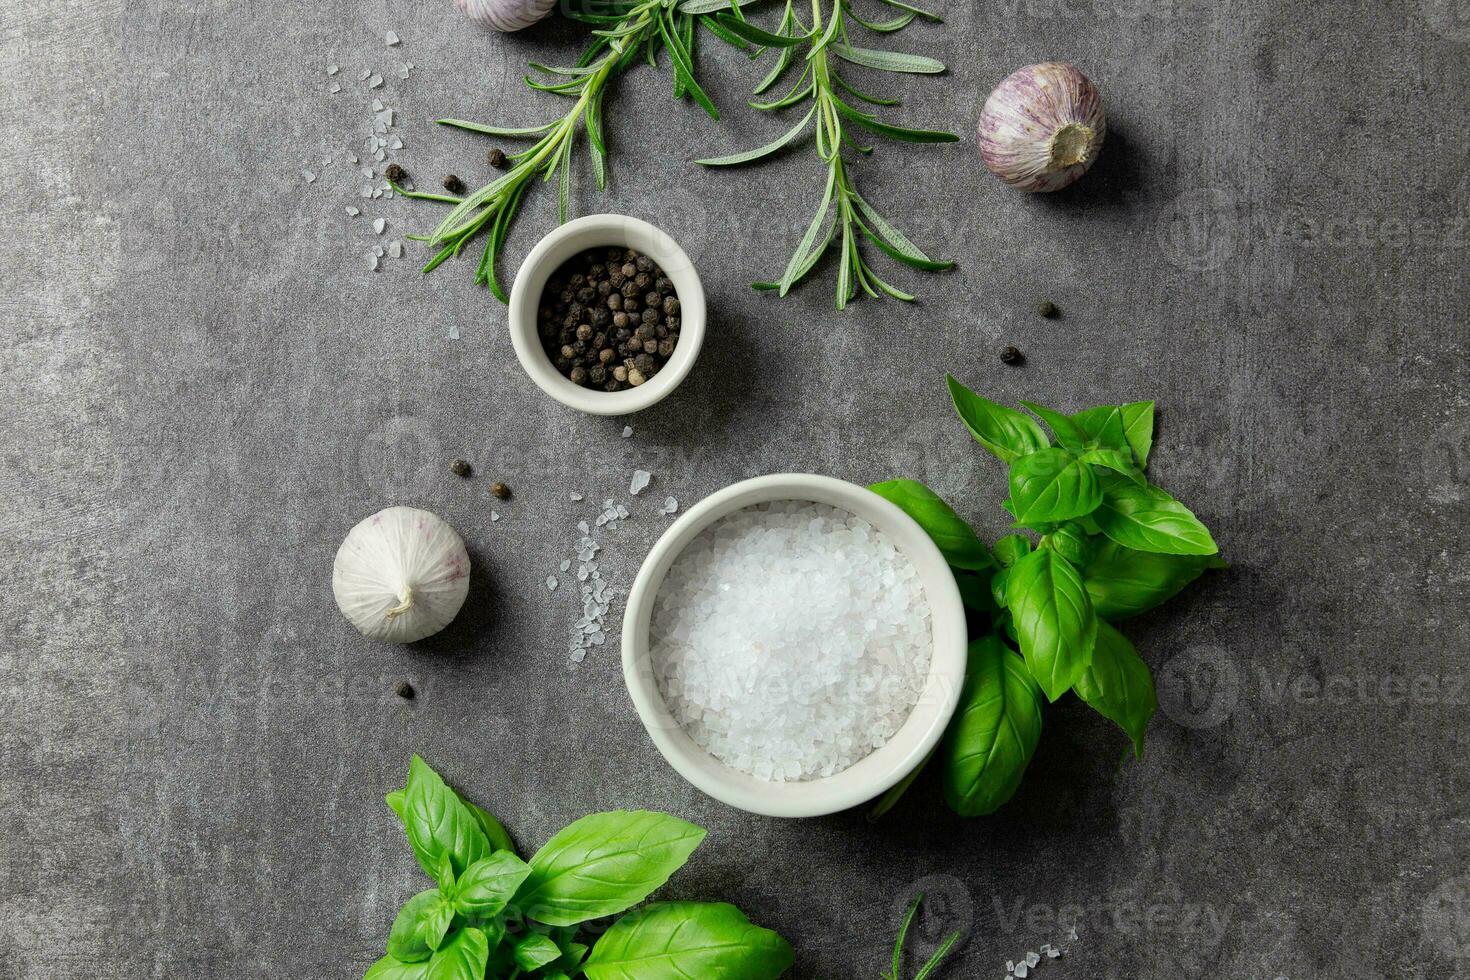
[385,30,400,46]
[373,218,386,234]
[366,252,379,272]
[1026,952,1040,967]
[327,64,339,75]
[359,68,372,81]
[489,509,498,521]
[1014,966,1028,979]
[360,186,373,198]
[388,241,402,258]
[302,170,315,183]
[650,502,932,782]
[1046,948,1060,959]
[1067,926,1078,940]
[570,492,583,501]
[621,426,633,438]
[372,98,384,111]
[449,324,461,340]
[546,576,558,591]
[388,136,403,150]
[329,82,341,93]
[373,246,384,257]
[629,470,651,495]
[369,73,383,88]
[560,560,571,572]
[348,153,358,164]
[662,496,678,514]
[345,206,359,216]
[398,63,411,79]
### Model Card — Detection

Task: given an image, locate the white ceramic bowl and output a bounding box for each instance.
[508,214,706,416]
[621,474,969,818]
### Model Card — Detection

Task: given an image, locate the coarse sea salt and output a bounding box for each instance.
[650,501,932,782]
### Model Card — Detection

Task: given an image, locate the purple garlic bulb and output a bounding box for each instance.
[977,62,1106,193]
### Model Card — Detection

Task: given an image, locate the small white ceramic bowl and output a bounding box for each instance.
[508,214,706,416]
[621,474,968,818]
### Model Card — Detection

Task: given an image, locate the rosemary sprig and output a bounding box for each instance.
[884,893,962,980]
[691,0,958,307]
[398,0,729,302]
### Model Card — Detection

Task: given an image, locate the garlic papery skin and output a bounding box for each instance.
[333,506,471,643]
[455,0,558,32]
[977,62,1106,193]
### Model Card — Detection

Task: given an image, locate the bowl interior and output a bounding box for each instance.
[509,214,705,416]
[622,474,967,818]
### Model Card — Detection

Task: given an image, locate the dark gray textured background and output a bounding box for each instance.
[5,0,1469,976]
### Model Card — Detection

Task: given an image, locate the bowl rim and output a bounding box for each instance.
[508,213,706,417]
[621,473,968,818]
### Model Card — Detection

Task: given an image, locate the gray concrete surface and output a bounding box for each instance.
[4,0,1470,976]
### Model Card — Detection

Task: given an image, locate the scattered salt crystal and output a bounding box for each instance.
[388,136,403,150]
[388,241,402,258]
[327,64,339,75]
[1067,926,1078,940]
[359,68,372,81]
[630,470,651,495]
[369,73,383,88]
[1026,952,1040,967]
[489,509,498,521]
[570,492,583,501]
[1045,948,1060,959]
[662,496,679,514]
[345,206,359,216]
[577,521,589,535]
[348,152,358,164]
[398,63,411,79]
[373,246,384,257]
[622,426,633,438]
[560,560,571,572]
[546,576,558,591]
[372,98,384,111]
[1007,962,1015,973]
[385,30,400,46]
[650,502,932,782]
[360,184,373,197]
[366,252,379,272]
[301,170,315,183]
[373,218,386,235]
[1015,965,1028,979]
[330,82,341,93]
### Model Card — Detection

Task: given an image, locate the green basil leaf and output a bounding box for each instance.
[1020,401,1086,449]
[387,890,446,963]
[514,811,706,927]
[1071,401,1155,467]
[403,756,493,880]
[425,927,489,980]
[1078,448,1145,485]
[1093,474,1218,556]
[364,954,431,979]
[463,801,517,856]
[989,567,1009,608]
[940,635,1044,816]
[1006,549,1097,701]
[946,376,1049,463]
[992,534,1032,567]
[1044,523,1092,567]
[513,933,564,972]
[1083,540,1222,619]
[455,851,532,918]
[554,936,590,973]
[869,479,994,571]
[1074,622,1156,756]
[583,902,794,980]
[1008,448,1103,525]
[954,572,995,614]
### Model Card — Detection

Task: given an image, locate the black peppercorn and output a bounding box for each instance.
[635,254,653,272]
[658,337,675,357]
[490,481,511,500]
[599,348,615,365]
[450,458,472,477]
[570,365,588,385]
[621,262,636,278]
[385,163,407,182]
[589,364,606,384]
[607,293,622,311]
[621,280,639,298]
[613,365,628,382]
[1001,345,1025,365]
[1038,300,1059,318]
[642,308,660,326]
[443,174,466,195]
[487,147,508,169]
[612,312,630,329]
[643,339,659,355]
[663,296,680,316]
[395,681,415,699]
[575,323,593,342]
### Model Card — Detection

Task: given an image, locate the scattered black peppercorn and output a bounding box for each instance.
[1001,345,1025,366]
[450,458,472,477]
[490,481,511,500]
[395,681,415,700]
[385,163,406,183]
[537,246,681,390]
[443,174,466,195]
[1038,300,1059,318]
[487,147,508,169]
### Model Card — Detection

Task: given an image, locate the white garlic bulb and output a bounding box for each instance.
[333,506,471,643]
[977,62,1106,193]
[454,0,558,32]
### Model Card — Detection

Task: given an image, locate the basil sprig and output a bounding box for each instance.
[871,377,1224,817]
[365,756,792,980]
